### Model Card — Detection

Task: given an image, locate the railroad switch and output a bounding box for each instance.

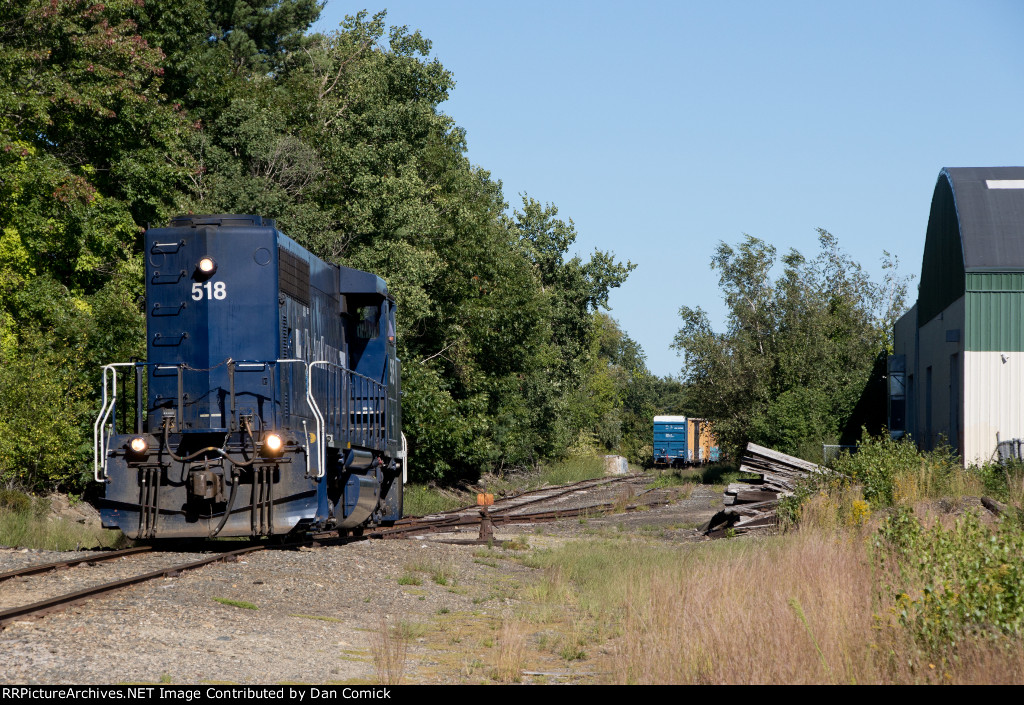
[476,493,495,542]
[478,510,494,543]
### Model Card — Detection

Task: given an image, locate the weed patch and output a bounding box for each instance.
[403,485,469,517]
[290,614,342,623]
[875,508,1024,655]
[212,598,258,610]
[0,500,126,550]
[371,614,409,685]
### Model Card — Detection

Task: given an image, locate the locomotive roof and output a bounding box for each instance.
[159,214,390,299]
[338,264,389,298]
[167,214,276,229]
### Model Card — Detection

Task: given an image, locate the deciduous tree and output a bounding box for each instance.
[672,230,908,460]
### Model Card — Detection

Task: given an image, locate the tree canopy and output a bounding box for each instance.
[0,2,649,490]
[672,230,908,461]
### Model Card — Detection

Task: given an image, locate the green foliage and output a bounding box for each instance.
[0,3,642,490]
[875,508,1024,651]
[0,0,178,490]
[832,432,975,507]
[672,232,909,459]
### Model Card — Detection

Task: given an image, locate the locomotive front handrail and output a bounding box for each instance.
[274,358,323,478]
[94,357,384,483]
[307,361,330,479]
[94,358,323,481]
[93,362,139,481]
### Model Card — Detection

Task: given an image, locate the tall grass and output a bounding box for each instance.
[831,435,987,507]
[0,492,125,550]
[402,484,470,517]
[531,523,1024,684]
[371,614,410,685]
[535,456,608,486]
[477,456,611,500]
[0,510,126,550]
[491,619,527,683]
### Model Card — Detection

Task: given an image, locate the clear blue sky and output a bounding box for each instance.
[313,1,1024,377]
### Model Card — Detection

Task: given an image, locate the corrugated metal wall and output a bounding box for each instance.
[965,273,1024,352]
[964,351,1024,464]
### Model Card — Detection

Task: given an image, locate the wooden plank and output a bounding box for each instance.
[745,443,824,474]
[734,515,778,529]
[734,490,779,503]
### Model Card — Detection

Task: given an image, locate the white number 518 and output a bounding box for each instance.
[192,281,227,301]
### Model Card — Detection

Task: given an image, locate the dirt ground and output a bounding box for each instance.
[0,479,720,685]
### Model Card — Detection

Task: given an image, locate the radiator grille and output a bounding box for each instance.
[278,247,310,305]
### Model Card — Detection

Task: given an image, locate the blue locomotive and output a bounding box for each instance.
[93,214,406,539]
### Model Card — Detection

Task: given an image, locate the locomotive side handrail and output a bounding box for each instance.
[307,361,330,478]
[307,360,388,458]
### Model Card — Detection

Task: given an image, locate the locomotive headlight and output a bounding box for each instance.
[196,257,217,277]
[127,436,149,459]
[262,433,284,457]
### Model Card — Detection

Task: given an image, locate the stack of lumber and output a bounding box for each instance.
[705,443,827,536]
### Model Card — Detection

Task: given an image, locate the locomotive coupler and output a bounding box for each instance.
[188,459,226,503]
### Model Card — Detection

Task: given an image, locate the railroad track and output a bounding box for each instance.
[393,473,640,525]
[374,473,666,539]
[0,474,657,629]
[0,545,267,630]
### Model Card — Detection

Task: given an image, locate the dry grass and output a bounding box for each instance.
[612,532,876,684]
[370,614,410,685]
[491,619,527,683]
[529,527,1024,684]
[892,461,986,505]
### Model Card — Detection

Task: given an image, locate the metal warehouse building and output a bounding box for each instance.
[890,167,1024,465]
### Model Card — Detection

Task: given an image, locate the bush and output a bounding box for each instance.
[832,433,974,507]
[0,488,31,514]
[875,508,1024,653]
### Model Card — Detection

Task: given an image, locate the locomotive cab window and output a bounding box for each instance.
[356,304,380,339]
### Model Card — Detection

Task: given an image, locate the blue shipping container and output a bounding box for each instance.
[653,415,689,467]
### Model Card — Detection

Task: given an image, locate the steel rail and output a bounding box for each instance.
[0,545,265,629]
[391,474,640,527]
[0,546,153,583]
[368,493,668,540]
[487,474,637,516]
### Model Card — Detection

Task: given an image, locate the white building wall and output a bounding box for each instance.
[964,351,1024,465]
[914,296,965,453]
